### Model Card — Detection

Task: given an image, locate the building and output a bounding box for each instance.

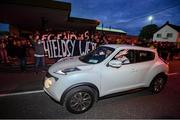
[96,27,138,44]
[0,0,100,36]
[0,0,101,64]
[153,21,180,43]
[96,26,126,43]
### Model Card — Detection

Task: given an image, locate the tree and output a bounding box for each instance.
[139,24,159,43]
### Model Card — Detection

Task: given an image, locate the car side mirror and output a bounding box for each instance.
[108,60,122,68]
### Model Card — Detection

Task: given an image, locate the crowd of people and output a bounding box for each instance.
[0,31,179,72]
[0,31,110,72]
[139,41,179,62]
[0,35,33,71]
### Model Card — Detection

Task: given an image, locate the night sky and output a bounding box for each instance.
[60,0,180,35]
[0,0,179,35]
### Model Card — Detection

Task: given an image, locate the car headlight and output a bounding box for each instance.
[44,78,53,88]
[55,67,80,75]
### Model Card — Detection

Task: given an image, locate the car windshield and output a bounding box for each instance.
[79,46,115,64]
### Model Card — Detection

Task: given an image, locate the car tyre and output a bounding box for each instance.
[149,74,167,94]
[64,86,97,114]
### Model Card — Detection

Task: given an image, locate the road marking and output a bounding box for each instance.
[0,73,178,97]
[0,90,44,97]
[168,72,178,76]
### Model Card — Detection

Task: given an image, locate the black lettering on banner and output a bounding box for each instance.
[56,40,62,58]
[52,40,57,58]
[43,40,96,58]
[41,33,97,58]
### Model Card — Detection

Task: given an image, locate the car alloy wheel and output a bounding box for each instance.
[70,91,92,112]
[153,77,164,93]
[150,74,167,94]
[64,86,96,114]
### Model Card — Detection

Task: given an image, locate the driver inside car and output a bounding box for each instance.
[115,49,130,64]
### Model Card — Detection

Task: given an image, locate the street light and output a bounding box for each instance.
[148,16,153,24]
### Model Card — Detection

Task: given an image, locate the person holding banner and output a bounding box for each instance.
[33,34,45,74]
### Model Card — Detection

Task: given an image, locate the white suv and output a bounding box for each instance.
[44,44,168,114]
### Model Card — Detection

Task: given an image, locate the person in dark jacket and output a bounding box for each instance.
[7,36,15,60]
[16,40,27,72]
[161,43,169,61]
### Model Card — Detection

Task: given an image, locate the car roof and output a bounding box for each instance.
[101,44,156,52]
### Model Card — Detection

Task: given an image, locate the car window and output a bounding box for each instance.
[112,49,155,65]
[135,50,155,62]
[79,46,115,64]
